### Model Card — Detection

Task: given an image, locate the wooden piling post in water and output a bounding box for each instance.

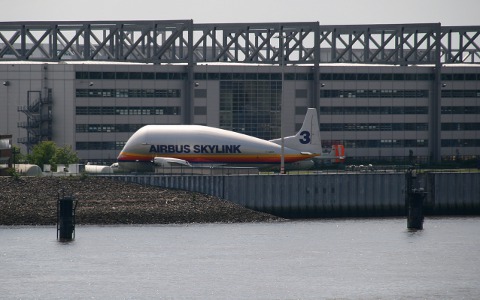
[406,168,426,230]
[407,188,426,229]
[57,190,78,242]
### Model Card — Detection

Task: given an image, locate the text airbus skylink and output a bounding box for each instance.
[149,144,242,154]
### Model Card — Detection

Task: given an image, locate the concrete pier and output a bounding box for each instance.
[105,172,480,218]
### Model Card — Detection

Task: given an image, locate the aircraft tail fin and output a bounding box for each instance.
[270,108,322,155]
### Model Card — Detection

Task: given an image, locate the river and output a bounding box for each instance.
[1,217,479,299]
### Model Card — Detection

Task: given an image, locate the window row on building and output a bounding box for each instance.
[321,73,480,81]
[74,88,480,100]
[319,73,434,81]
[320,89,429,98]
[441,123,480,130]
[75,106,181,115]
[76,124,146,133]
[74,121,479,134]
[319,106,428,115]
[198,72,439,81]
[344,139,428,148]
[320,123,428,131]
[195,73,282,81]
[76,71,480,82]
[441,73,480,81]
[441,139,480,147]
[76,141,126,150]
[76,72,188,80]
[441,106,480,114]
[76,89,181,98]
[441,90,480,98]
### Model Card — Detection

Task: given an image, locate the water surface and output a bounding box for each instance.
[1,218,479,299]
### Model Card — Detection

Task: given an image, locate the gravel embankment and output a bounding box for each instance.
[0,176,283,225]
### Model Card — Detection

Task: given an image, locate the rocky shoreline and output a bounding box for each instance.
[0,176,283,225]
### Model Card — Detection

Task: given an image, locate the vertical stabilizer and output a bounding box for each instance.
[269,108,322,154]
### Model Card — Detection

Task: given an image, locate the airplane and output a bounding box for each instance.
[116,108,345,172]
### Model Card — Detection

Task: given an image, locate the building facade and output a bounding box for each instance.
[1,62,479,165]
[1,21,479,166]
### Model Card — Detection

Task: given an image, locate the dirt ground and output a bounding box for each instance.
[0,176,283,225]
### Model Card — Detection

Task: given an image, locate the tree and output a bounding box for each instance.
[54,145,79,167]
[28,141,79,171]
[28,141,57,170]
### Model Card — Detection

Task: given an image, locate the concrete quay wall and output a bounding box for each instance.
[425,172,480,215]
[107,172,480,218]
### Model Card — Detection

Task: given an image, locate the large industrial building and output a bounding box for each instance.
[0,21,479,165]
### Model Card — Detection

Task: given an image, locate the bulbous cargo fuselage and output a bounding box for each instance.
[117,125,315,171]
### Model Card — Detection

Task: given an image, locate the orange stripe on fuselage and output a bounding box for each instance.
[118,151,315,164]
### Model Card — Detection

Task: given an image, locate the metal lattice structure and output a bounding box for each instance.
[0,20,193,63]
[319,24,442,65]
[2,21,480,162]
[1,21,479,64]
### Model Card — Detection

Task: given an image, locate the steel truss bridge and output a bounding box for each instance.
[1,20,479,162]
[0,21,479,65]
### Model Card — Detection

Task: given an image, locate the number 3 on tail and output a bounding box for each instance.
[299,131,311,144]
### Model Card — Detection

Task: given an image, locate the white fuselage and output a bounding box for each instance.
[117,125,316,171]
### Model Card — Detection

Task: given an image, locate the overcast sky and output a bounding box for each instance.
[0,0,477,26]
